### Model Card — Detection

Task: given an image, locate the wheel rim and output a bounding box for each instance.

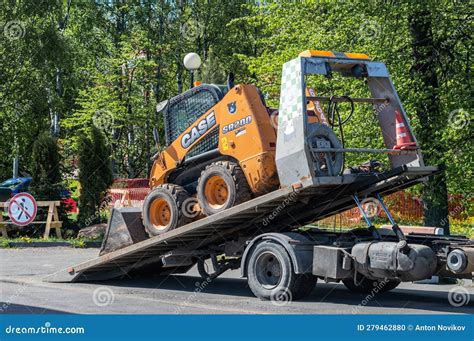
[204,175,229,209]
[255,251,282,289]
[149,198,172,230]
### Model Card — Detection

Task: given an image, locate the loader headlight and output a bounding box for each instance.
[447,249,467,273]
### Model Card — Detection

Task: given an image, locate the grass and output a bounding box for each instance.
[0,236,102,248]
[450,218,474,239]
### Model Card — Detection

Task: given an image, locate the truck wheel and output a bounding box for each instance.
[247,240,316,301]
[342,274,400,294]
[197,161,251,216]
[142,184,191,236]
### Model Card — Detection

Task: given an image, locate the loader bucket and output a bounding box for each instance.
[99,207,148,255]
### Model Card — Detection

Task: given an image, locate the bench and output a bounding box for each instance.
[0,201,63,239]
[379,224,444,235]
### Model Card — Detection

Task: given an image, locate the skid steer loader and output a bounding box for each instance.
[143,49,421,237]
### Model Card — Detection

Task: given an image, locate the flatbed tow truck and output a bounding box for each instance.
[48,51,473,301]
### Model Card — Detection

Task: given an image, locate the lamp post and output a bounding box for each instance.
[183,52,201,89]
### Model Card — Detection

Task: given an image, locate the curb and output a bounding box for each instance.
[1,241,101,248]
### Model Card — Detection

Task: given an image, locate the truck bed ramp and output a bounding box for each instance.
[46,166,440,282]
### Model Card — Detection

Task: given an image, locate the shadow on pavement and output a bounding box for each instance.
[1,303,73,314]
[95,274,473,314]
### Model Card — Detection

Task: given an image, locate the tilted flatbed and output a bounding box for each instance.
[48,165,472,285]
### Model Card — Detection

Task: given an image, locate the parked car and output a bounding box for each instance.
[0,177,32,202]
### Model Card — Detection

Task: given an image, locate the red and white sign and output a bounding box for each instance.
[8,193,37,226]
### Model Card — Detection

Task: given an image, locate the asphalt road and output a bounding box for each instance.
[0,247,472,314]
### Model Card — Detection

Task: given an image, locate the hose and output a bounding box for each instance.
[327,95,355,170]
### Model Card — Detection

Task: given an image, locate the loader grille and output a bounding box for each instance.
[187,127,219,158]
[164,85,223,145]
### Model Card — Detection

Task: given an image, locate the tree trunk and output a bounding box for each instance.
[408,7,450,233]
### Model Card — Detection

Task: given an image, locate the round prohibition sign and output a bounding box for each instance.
[8,192,37,226]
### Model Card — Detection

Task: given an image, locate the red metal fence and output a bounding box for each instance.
[318,192,469,228]
[108,178,150,208]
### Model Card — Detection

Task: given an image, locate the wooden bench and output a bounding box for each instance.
[0,201,63,239]
[380,224,444,235]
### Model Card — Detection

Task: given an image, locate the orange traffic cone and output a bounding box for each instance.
[394,110,417,150]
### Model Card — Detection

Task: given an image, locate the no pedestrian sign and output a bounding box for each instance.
[8,192,37,226]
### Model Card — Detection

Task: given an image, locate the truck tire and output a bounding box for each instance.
[247,240,316,301]
[142,184,191,236]
[342,274,400,294]
[197,161,251,216]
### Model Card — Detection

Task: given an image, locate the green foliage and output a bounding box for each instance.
[29,134,62,200]
[0,0,471,227]
[77,126,113,227]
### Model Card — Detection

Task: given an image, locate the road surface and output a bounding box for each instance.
[0,247,472,314]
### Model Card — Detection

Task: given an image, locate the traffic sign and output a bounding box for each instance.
[8,192,37,226]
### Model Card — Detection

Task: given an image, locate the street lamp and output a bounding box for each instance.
[183,52,201,89]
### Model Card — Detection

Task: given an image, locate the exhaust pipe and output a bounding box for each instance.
[447,247,474,274]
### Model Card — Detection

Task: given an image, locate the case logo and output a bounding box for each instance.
[181,111,216,148]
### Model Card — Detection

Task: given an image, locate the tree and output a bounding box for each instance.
[29,134,62,200]
[77,126,113,227]
[1,0,471,232]
[408,3,449,232]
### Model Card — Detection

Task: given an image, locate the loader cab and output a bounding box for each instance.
[163,84,224,146]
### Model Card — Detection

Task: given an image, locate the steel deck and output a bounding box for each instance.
[46,166,441,282]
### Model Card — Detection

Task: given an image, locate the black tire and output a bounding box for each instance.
[197,161,251,216]
[142,184,191,236]
[247,240,316,301]
[307,123,343,176]
[342,274,400,294]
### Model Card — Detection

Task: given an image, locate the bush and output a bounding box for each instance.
[77,126,113,227]
[29,134,62,200]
